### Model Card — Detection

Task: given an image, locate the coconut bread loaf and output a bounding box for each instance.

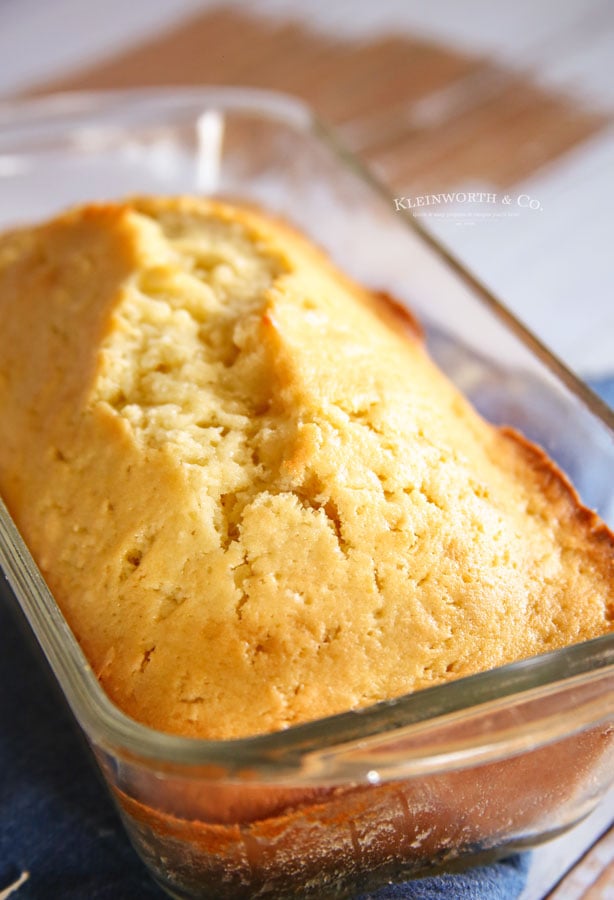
[0,197,611,739]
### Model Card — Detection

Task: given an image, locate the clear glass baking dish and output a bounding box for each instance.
[0,88,612,900]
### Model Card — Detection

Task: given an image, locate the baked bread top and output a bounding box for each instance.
[0,197,611,739]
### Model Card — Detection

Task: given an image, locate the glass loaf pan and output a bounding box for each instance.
[0,88,612,899]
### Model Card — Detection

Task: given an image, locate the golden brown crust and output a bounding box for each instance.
[368,289,424,341]
[501,427,614,621]
[501,425,614,541]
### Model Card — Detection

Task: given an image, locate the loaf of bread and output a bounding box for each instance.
[0,197,611,739]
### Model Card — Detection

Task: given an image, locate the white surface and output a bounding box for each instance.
[424,126,614,377]
[0,0,206,96]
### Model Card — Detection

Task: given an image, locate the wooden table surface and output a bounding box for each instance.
[0,1,612,897]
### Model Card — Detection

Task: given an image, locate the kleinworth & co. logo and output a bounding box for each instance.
[393,191,543,225]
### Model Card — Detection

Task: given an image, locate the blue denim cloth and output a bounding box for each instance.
[2,379,611,899]
[0,593,163,900]
[588,376,614,408]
